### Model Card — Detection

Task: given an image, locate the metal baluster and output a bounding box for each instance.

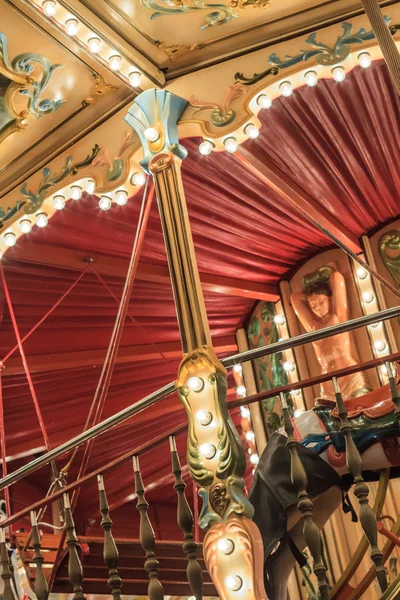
[280,393,329,600]
[63,493,86,600]
[97,474,122,600]
[30,511,49,600]
[169,436,203,600]
[133,456,164,600]
[333,377,388,592]
[385,361,400,427]
[0,529,14,600]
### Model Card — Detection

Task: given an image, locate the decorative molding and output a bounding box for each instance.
[234,65,278,86]
[189,85,246,127]
[155,41,205,63]
[82,74,118,107]
[230,0,269,6]
[141,0,239,30]
[92,131,135,181]
[379,230,400,290]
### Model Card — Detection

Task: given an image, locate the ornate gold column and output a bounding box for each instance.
[125,90,266,600]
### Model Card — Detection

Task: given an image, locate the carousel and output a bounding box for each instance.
[0,0,399,598]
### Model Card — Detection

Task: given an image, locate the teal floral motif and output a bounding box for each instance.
[92,131,135,181]
[18,145,100,216]
[141,0,238,29]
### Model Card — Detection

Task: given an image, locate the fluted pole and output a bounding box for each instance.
[279,393,329,600]
[169,436,203,599]
[0,529,14,600]
[360,0,400,94]
[98,475,122,600]
[133,455,164,600]
[333,377,387,592]
[385,362,400,427]
[30,511,49,600]
[63,493,86,600]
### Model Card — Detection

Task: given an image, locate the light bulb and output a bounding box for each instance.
[304,70,318,86]
[358,52,372,68]
[129,71,142,87]
[240,406,250,419]
[42,0,57,16]
[257,94,272,109]
[20,219,32,233]
[188,377,204,393]
[88,37,101,53]
[245,431,255,442]
[224,137,238,153]
[273,314,285,325]
[374,339,386,352]
[36,213,48,228]
[217,538,234,555]
[233,364,242,373]
[250,453,259,465]
[115,190,128,206]
[371,321,382,328]
[109,55,122,71]
[131,172,146,186]
[236,385,246,397]
[279,81,293,97]
[196,410,212,426]
[357,267,368,279]
[70,185,82,200]
[199,443,216,460]
[199,140,214,156]
[4,232,16,247]
[52,195,65,210]
[99,196,112,211]
[332,66,346,82]
[363,291,374,303]
[86,180,95,194]
[244,123,259,139]
[290,389,301,396]
[225,575,243,592]
[144,127,160,142]
[65,18,79,36]
[283,360,295,372]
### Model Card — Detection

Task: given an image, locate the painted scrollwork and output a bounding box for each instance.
[92,131,135,181]
[189,85,246,127]
[379,230,400,290]
[82,74,117,107]
[141,0,239,30]
[155,41,205,63]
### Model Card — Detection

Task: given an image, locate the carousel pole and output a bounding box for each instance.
[360,0,400,94]
[125,90,267,600]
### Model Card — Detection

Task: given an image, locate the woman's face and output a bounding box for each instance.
[307,293,330,319]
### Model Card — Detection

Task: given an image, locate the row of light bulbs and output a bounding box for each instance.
[40,0,143,87]
[198,52,373,156]
[233,364,260,468]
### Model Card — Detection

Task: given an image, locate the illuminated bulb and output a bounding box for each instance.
[217,539,234,555]
[199,140,214,156]
[36,213,48,228]
[115,190,128,206]
[371,321,382,328]
[283,360,295,372]
[20,219,32,233]
[86,180,95,194]
[224,137,238,153]
[290,389,301,396]
[279,81,293,97]
[70,185,82,200]
[233,364,242,373]
[199,443,216,460]
[357,267,368,279]
[245,431,255,442]
[195,410,212,426]
[363,291,374,303]
[240,406,250,419]
[358,52,372,68]
[374,339,386,352]
[250,453,259,465]
[304,70,318,86]
[225,575,243,592]
[131,172,146,186]
[52,195,65,210]
[42,0,57,16]
[88,37,101,53]
[129,71,142,87]
[236,385,246,397]
[99,196,112,211]
[273,314,285,325]
[244,123,259,139]
[294,409,304,418]
[109,55,122,71]
[144,127,160,142]
[188,376,204,393]
[332,66,346,82]
[65,18,79,36]
[4,232,16,247]
[381,364,388,375]
[257,94,272,109]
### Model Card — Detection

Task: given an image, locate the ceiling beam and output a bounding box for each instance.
[3,336,237,375]
[236,147,362,254]
[6,243,278,301]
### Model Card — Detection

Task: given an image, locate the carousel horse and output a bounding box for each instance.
[249,367,400,600]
